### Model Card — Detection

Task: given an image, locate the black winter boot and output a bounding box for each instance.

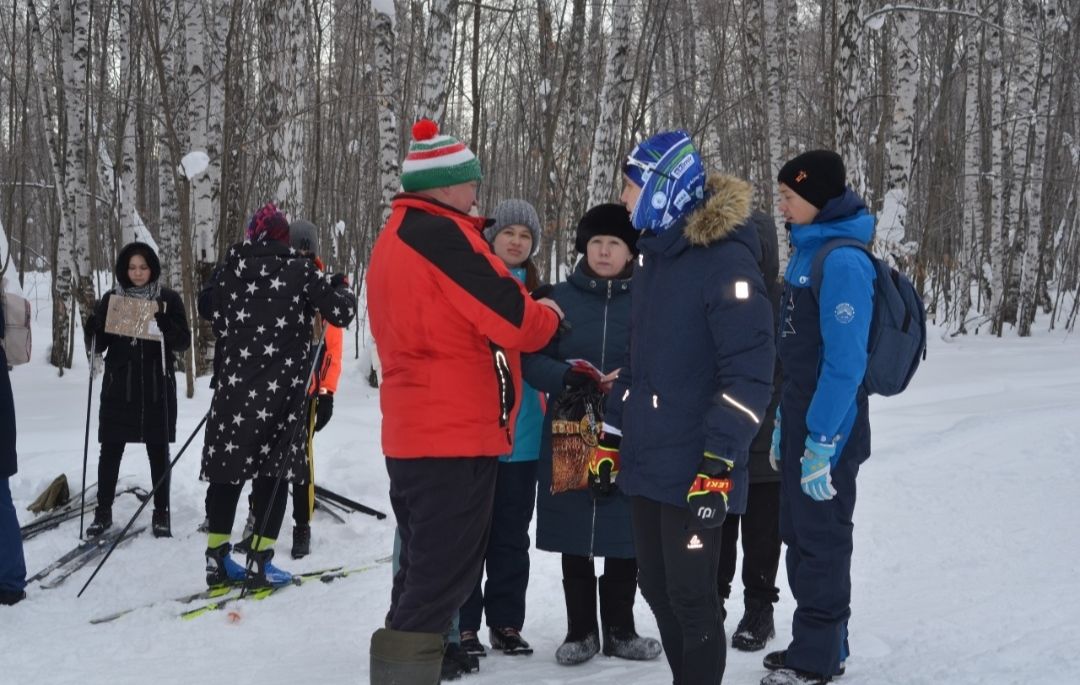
[764,650,845,677]
[204,543,246,588]
[489,627,532,655]
[732,597,775,651]
[291,524,311,559]
[599,574,662,661]
[152,509,172,538]
[369,628,443,685]
[556,577,600,665]
[442,641,479,678]
[86,507,112,537]
[246,547,293,588]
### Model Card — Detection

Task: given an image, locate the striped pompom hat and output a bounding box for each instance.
[400,119,483,192]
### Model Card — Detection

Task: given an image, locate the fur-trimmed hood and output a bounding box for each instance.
[683,174,754,247]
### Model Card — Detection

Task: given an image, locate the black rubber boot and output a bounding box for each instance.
[556,577,600,665]
[599,574,662,661]
[152,509,172,538]
[369,628,443,685]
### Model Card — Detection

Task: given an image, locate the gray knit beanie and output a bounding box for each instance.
[290,219,320,255]
[484,199,541,257]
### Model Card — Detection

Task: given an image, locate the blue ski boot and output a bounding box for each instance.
[246,548,293,588]
[205,543,247,588]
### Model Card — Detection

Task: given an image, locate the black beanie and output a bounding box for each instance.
[777,150,846,209]
[575,203,640,255]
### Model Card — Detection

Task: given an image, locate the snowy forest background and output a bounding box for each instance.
[0,0,1078,396]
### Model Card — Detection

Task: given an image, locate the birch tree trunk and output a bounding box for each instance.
[1017,2,1050,336]
[373,4,399,224]
[988,0,1007,334]
[877,9,919,256]
[184,0,213,259]
[586,0,633,209]
[957,0,984,332]
[764,0,790,269]
[834,0,866,197]
[116,0,141,246]
[416,0,456,122]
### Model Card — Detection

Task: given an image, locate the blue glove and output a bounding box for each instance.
[769,407,781,471]
[800,437,837,501]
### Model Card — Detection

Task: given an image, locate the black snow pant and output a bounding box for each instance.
[632,496,725,685]
[386,456,498,635]
[459,459,538,633]
[717,480,781,607]
[98,441,170,513]
[206,477,289,542]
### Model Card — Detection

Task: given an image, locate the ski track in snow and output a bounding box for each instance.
[3,316,1080,684]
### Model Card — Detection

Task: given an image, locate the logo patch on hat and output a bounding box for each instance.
[795,170,808,183]
[651,191,668,210]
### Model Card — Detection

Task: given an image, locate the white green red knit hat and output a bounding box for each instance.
[400,119,483,192]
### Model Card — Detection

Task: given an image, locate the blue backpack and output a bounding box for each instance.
[811,238,926,396]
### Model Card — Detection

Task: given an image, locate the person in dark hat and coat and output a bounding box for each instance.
[523,203,664,666]
[0,293,26,605]
[200,203,355,589]
[83,241,191,539]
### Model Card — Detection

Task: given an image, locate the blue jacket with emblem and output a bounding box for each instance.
[779,188,876,460]
[502,266,545,463]
[604,175,776,512]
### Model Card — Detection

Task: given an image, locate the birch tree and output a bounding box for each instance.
[416,0,457,122]
[586,0,634,209]
[835,0,867,197]
[877,9,920,255]
[373,1,399,223]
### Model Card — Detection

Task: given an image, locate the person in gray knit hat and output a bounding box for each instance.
[484,199,542,258]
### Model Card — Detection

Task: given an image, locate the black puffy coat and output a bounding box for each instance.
[200,239,355,485]
[747,211,783,485]
[87,243,191,444]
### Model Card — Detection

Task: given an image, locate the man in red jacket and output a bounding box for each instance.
[367,119,562,684]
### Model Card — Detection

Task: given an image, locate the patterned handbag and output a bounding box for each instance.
[549,384,604,494]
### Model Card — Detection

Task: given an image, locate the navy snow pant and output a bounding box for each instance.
[778,442,860,677]
[460,459,538,632]
[0,478,26,595]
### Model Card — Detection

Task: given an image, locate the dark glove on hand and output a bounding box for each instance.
[154,311,174,334]
[330,273,349,288]
[85,314,101,336]
[588,432,621,497]
[314,393,334,431]
[687,452,734,529]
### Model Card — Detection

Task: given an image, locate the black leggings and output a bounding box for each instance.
[98,442,170,512]
[206,478,289,542]
[561,554,638,582]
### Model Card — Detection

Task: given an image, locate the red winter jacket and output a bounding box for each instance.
[367,194,560,458]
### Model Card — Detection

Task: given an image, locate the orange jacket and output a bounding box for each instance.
[310,257,344,395]
[367,194,559,458]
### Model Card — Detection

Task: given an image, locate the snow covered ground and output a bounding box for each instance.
[3,294,1079,684]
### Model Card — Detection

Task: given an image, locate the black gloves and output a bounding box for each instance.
[687,452,734,529]
[562,367,597,391]
[314,393,334,431]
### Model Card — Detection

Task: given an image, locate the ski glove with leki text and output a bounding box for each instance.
[687,452,733,529]
[587,433,620,497]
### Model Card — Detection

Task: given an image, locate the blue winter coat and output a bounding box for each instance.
[605,175,776,513]
[522,260,636,558]
[502,267,544,463]
[779,188,875,460]
[0,298,15,478]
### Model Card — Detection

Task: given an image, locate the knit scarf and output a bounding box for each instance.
[115,281,161,300]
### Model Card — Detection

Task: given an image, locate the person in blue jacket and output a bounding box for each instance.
[458,199,547,660]
[602,130,776,685]
[760,150,876,685]
[0,294,27,607]
[523,204,661,666]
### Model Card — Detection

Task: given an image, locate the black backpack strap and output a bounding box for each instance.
[809,238,873,301]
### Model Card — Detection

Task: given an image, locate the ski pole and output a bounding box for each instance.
[313,484,387,520]
[240,332,326,599]
[76,412,208,598]
[80,333,96,540]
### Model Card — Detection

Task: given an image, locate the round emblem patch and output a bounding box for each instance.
[834,302,855,324]
[651,191,667,209]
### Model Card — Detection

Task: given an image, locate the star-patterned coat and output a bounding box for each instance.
[200,238,356,485]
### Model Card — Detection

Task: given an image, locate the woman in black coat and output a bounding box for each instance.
[200,203,355,589]
[84,242,191,538]
[522,204,661,665]
[1,294,27,605]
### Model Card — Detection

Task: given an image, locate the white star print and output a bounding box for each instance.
[230,292,239,301]
[264,343,278,356]
[292,295,300,304]
[236,309,250,322]
[256,325,266,335]
[239,348,251,360]
[260,444,271,455]
[270,277,284,290]
[256,408,270,421]
[267,380,280,392]
[284,357,294,367]
[237,258,246,270]
[246,282,258,294]
[275,316,287,329]
[232,413,244,426]
[224,442,237,454]
[248,389,258,400]
[227,373,240,386]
